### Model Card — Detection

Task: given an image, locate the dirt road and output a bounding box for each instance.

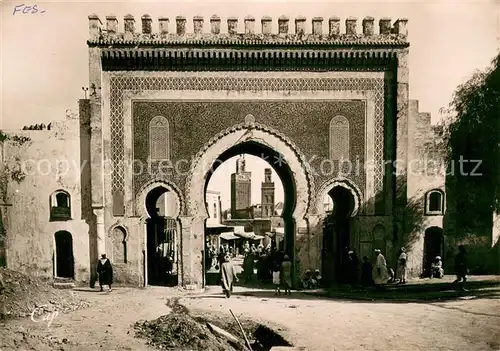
[2,285,500,350]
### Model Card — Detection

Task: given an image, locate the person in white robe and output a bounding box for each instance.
[431,256,444,278]
[372,249,390,286]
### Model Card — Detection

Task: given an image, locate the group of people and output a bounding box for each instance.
[219,248,293,298]
[95,243,470,296]
[205,242,232,271]
[155,247,175,283]
[358,248,408,288]
[301,269,323,289]
[242,241,286,284]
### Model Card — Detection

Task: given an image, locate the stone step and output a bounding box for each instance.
[53,277,73,283]
[53,282,75,289]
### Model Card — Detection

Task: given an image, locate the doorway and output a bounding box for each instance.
[322,186,355,286]
[54,231,74,279]
[423,227,444,277]
[145,186,179,286]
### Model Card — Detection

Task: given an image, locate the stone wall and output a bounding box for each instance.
[405,100,445,277]
[2,111,91,282]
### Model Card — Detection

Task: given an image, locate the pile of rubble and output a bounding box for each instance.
[134,298,292,350]
[0,267,90,320]
[0,324,78,351]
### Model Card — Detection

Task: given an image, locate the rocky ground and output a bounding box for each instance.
[0,268,90,319]
[0,274,499,351]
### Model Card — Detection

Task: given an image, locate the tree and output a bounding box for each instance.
[439,53,500,235]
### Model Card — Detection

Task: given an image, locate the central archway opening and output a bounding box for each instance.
[145,186,179,287]
[203,141,295,287]
[322,186,355,286]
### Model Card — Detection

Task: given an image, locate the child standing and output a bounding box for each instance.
[272,264,281,296]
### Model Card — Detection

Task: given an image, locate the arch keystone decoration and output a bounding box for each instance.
[314,177,363,217]
[185,122,314,220]
[135,178,184,218]
[244,114,255,124]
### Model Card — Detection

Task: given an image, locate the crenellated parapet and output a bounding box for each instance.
[87,14,409,47]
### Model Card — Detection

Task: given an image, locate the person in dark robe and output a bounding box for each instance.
[217,246,225,270]
[97,253,113,292]
[243,250,254,283]
[220,255,239,298]
[314,269,323,288]
[166,255,174,275]
[453,245,468,291]
[341,246,350,283]
[361,256,374,287]
[0,271,6,320]
[348,250,360,285]
[205,242,212,271]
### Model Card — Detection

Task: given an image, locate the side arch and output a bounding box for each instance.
[314,177,363,217]
[135,179,184,219]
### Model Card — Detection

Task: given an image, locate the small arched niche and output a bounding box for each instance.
[111,226,128,264]
[50,190,71,221]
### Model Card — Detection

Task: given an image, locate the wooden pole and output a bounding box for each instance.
[229,309,253,351]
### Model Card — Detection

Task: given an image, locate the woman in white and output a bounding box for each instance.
[372,249,390,287]
[397,247,407,284]
[431,256,444,278]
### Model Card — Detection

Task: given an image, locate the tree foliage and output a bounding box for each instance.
[439,53,500,234]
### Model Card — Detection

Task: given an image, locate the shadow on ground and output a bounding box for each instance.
[201,277,500,305]
[311,279,500,304]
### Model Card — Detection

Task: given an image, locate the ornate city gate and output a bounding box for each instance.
[87,14,409,287]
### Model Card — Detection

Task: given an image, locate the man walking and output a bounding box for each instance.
[453,245,468,291]
[220,254,239,298]
[0,270,6,320]
[97,253,113,292]
[372,249,390,289]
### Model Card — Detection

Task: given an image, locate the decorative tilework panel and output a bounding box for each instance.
[149,116,170,161]
[109,76,385,195]
[329,116,350,161]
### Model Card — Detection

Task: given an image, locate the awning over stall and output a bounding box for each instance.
[220,232,239,241]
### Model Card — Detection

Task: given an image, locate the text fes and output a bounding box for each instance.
[13,4,46,15]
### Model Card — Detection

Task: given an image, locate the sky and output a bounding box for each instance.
[1,0,499,207]
[207,154,285,210]
[1,0,499,130]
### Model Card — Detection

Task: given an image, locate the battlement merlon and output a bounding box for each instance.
[87,14,409,49]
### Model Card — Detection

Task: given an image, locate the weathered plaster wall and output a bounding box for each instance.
[3,115,90,281]
[405,100,445,277]
[105,220,143,285]
[205,190,221,227]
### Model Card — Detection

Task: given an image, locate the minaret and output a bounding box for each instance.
[230,155,252,218]
[261,168,275,218]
